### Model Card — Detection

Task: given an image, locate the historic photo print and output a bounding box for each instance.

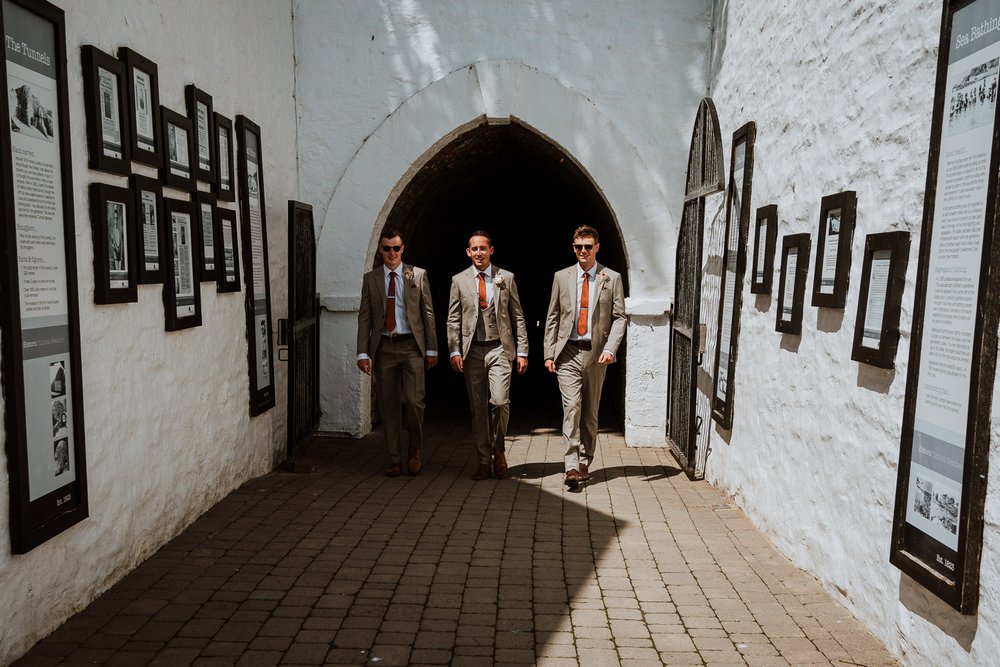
[8,77,54,143]
[948,57,1000,137]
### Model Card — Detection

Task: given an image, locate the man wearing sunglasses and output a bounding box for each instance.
[543,225,626,489]
[357,226,438,477]
[446,231,529,480]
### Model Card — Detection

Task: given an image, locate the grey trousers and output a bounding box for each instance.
[373,337,425,463]
[556,344,608,472]
[463,343,512,464]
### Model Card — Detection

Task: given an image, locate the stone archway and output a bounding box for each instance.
[316,60,676,444]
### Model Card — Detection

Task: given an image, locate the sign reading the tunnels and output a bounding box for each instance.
[1,0,88,553]
[891,0,1000,614]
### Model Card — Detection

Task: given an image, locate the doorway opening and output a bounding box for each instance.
[380,120,628,425]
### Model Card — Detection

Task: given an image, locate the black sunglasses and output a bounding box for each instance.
[573,243,594,251]
[381,245,402,252]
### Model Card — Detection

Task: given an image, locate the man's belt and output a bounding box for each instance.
[383,332,414,342]
[570,340,592,351]
[472,339,501,347]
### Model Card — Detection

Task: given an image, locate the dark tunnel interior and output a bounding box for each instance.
[381,121,629,427]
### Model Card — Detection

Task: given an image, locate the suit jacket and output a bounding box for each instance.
[357,263,437,359]
[543,263,626,363]
[447,265,528,363]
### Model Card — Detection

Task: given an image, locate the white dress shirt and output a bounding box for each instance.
[569,265,597,342]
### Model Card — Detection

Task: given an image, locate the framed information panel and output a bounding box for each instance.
[851,231,910,369]
[750,204,778,294]
[237,115,275,416]
[216,207,241,293]
[89,183,138,304]
[711,121,756,429]
[194,191,220,282]
[118,47,160,168]
[160,105,194,191]
[213,113,235,202]
[891,0,1000,614]
[81,45,130,176]
[0,0,88,553]
[811,191,857,309]
[185,85,215,184]
[132,173,165,284]
[775,233,811,335]
[162,197,201,331]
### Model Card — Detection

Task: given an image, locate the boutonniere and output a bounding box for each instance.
[598,271,610,288]
[403,269,414,287]
[494,274,505,289]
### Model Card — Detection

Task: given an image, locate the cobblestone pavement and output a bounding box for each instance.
[15,414,898,666]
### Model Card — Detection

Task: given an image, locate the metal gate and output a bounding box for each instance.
[285,200,320,458]
[667,99,724,478]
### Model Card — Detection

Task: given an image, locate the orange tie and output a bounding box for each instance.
[478,272,488,309]
[385,271,397,332]
[577,273,589,336]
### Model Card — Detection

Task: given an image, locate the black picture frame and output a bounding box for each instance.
[213,113,235,201]
[131,174,166,284]
[237,115,276,416]
[851,231,911,369]
[89,183,138,304]
[194,191,220,282]
[118,47,160,168]
[185,84,215,184]
[162,197,202,331]
[216,207,241,293]
[775,233,811,335]
[160,105,194,191]
[811,190,857,309]
[891,0,1000,614]
[1,0,89,553]
[711,121,756,430]
[750,204,778,294]
[81,44,130,175]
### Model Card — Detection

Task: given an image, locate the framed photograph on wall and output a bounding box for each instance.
[194,191,220,282]
[160,106,194,191]
[185,85,215,183]
[213,112,235,201]
[811,190,857,309]
[81,45,130,175]
[216,207,241,293]
[131,174,165,284]
[89,183,138,304]
[851,231,911,369]
[750,204,778,294]
[775,233,811,335]
[118,47,160,167]
[162,197,201,330]
[2,0,90,553]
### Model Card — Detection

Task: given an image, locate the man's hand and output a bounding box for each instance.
[357,359,372,375]
[516,357,528,375]
[544,359,557,373]
[426,356,438,369]
[597,352,614,365]
[450,356,464,373]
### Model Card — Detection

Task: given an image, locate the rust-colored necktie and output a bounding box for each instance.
[478,272,488,310]
[385,271,397,331]
[577,273,589,336]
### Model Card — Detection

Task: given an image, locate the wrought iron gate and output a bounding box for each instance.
[285,200,320,458]
[667,99,724,478]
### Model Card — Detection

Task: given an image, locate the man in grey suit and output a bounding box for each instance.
[448,231,528,480]
[357,226,438,477]
[544,225,626,489]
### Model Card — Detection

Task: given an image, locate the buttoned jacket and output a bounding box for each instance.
[447,265,528,363]
[543,263,626,363]
[357,263,437,359]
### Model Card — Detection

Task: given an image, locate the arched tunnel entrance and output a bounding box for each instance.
[381,120,628,426]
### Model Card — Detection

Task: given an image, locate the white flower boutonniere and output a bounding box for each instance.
[494,274,505,289]
[598,271,610,289]
[403,269,414,287]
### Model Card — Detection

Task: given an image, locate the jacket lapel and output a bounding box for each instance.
[590,263,605,312]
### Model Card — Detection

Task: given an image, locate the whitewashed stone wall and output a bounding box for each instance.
[0,2,296,663]
[294,0,712,444]
[706,1,1000,665]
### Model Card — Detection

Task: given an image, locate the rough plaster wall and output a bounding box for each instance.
[706,0,1000,664]
[294,1,712,441]
[0,1,296,662]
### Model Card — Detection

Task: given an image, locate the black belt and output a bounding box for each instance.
[570,340,592,351]
[472,339,501,347]
[383,332,414,342]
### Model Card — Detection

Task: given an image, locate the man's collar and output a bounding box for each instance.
[577,263,596,277]
[384,263,404,276]
[471,264,492,276]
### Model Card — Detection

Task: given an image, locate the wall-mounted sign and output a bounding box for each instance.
[750,204,777,294]
[775,234,810,335]
[811,191,856,309]
[851,231,910,369]
[162,197,201,331]
[1,0,88,553]
[891,0,1000,614]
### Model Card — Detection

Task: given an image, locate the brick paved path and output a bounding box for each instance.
[15,414,897,666]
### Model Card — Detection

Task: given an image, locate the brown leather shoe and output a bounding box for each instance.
[407,448,422,476]
[493,449,508,477]
[579,463,591,481]
[472,463,491,481]
[385,463,402,477]
[564,469,581,489]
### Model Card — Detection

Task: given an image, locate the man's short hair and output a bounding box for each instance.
[468,230,492,247]
[380,226,403,242]
[572,225,600,243]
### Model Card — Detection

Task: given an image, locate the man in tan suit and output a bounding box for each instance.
[544,225,626,489]
[357,227,438,477]
[448,231,528,480]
